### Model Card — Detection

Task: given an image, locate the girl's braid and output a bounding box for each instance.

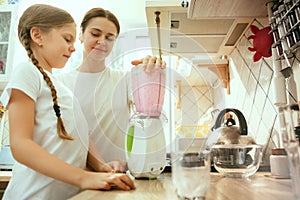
[20,32,73,140]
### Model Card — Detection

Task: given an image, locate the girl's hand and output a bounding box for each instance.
[80,171,135,191]
[131,55,166,73]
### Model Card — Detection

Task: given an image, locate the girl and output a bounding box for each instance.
[58,8,166,171]
[1,4,134,200]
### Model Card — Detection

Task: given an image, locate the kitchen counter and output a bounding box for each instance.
[0,171,11,182]
[69,172,294,200]
[0,171,11,199]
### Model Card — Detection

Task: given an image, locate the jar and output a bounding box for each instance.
[270,148,290,178]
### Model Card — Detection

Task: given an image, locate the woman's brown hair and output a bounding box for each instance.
[18,4,74,140]
[80,7,120,35]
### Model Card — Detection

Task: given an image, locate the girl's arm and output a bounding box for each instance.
[8,89,134,190]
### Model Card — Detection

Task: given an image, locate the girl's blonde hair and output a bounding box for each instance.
[18,4,74,140]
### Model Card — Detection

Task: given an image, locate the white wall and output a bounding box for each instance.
[226,18,300,166]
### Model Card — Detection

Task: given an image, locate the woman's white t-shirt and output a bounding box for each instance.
[1,62,89,200]
[58,68,131,162]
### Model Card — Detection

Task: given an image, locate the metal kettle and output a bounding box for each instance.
[214,108,247,133]
[207,108,255,147]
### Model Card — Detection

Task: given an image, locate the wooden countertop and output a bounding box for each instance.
[0,171,12,182]
[69,172,294,200]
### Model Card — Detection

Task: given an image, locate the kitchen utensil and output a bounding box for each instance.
[208,108,261,177]
[278,103,300,199]
[125,11,167,179]
[206,108,254,150]
[213,108,248,136]
[126,64,167,178]
[211,144,263,178]
[126,114,167,178]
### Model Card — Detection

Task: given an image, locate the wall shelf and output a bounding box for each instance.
[199,64,230,94]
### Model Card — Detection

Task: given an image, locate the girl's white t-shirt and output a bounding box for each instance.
[0,62,89,200]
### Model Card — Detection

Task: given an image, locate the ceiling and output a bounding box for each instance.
[145,0,269,64]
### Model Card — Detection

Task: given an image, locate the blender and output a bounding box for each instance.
[125,65,167,178]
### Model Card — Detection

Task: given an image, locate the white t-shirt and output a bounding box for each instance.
[1,62,89,200]
[58,68,132,162]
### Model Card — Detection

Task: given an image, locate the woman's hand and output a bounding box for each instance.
[131,55,166,73]
[80,171,135,191]
[108,159,128,173]
[96,160,127,173]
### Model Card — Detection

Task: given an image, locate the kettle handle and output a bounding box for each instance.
[213,108,248,135]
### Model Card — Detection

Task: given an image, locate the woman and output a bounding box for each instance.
[58,7,165,171]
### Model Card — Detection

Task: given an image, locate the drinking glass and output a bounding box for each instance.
[278,104,300,199]
[171,138,210,200]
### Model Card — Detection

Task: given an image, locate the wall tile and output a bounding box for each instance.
[256,121,271,146]
[244,43,256,67]
[244,27,252,39]
[254,85,267,116]
[242,93,253,121]
[236,87,246,108]
[231,48,243,68]
[259,60,273,94]
[249,59,262,81]
[237,35,249,57]
[248,105,261,137]
[240,59,250,88]
[246,73,257,103]
[262,99,277,129]
[178,85,213,125]
[263,56,273,69]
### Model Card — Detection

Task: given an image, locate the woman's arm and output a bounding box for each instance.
[88,140,128,173]
[87,140,112,172]
[8,89,134,190]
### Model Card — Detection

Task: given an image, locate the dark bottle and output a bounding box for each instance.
[270,16,283,56]
[274,9,290,54]
[278,5,296,48]
[293,0,300,21]
[284,0,300,43]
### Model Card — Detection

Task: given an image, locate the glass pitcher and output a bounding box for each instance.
[131,64,166,117]
[278,104,300,199]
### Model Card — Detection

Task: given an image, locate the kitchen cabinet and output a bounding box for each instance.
[188,0,269,19]
[0,4,17,90]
